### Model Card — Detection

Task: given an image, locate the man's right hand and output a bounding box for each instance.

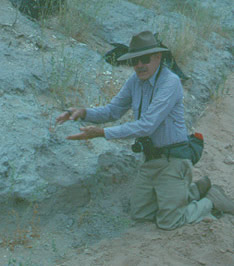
[56,108,86,125]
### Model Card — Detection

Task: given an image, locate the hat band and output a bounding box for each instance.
[129,44,159,53]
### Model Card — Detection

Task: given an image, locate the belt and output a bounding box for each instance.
[145,141,189,162]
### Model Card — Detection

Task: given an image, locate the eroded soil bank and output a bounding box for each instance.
[0,75,233,266]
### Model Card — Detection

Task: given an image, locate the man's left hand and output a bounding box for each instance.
[66,126,105,140]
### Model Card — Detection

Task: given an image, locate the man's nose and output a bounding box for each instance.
[135,60,144,67]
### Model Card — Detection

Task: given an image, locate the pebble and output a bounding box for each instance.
[47,185,57,194]
[220,249,226,253]
[16,114,31,120]
[224,144,232,150]
[198,261,206,265]
[223,155,234,165]
[71,240,83,249]
[66,218,74,228]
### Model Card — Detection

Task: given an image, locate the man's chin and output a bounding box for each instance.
[136,71,148,80]
[137,72,149,80]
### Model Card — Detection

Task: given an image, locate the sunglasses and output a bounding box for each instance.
[129,54,152,66]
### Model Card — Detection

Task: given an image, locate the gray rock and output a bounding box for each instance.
[47,185,57,194]
[223,156,234,165]
[69,0,159,44]
[97,151,138,185]
[0,0,232,215]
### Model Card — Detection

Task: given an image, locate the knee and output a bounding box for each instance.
[130,205,155,222]
[155,208,186,230]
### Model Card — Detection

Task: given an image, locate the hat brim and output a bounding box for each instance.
[117,47,169,61]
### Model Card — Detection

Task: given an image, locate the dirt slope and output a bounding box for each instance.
[1,75,233,266]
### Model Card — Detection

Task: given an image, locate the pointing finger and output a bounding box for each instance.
[66,133,85,140]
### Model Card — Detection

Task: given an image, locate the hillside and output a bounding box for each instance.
[0,0,233,265]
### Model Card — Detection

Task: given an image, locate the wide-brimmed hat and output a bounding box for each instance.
[117,31,169,61]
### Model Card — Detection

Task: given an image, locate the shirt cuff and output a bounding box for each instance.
[83,108,96,122]
[104,126,123,140]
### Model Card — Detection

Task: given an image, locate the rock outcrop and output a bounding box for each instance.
[0,0,233,210]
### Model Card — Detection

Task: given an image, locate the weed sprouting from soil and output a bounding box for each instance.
[0,204,40,252]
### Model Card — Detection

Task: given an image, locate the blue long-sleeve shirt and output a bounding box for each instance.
[84,66,188,147]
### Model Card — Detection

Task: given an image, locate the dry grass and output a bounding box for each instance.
[42,0,103,43]
[42,47,85,110]
[159,19,197,66]
[209,72,231,102]
[128,0,227,65]
[96,74,121,105]
[173,1,224,39]
[0,204,40,252]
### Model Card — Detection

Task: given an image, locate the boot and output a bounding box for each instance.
[206,185,234,215]
[195,176,211,198]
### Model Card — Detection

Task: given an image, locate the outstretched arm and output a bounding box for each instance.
[66,126,104,140]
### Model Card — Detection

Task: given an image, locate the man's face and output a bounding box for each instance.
[131,53,162,81]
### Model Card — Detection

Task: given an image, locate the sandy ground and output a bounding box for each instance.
[0,75,233,265]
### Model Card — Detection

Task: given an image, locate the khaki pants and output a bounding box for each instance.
[130,157,213,230]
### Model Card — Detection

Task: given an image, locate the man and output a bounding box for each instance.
[56,31,234,230]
